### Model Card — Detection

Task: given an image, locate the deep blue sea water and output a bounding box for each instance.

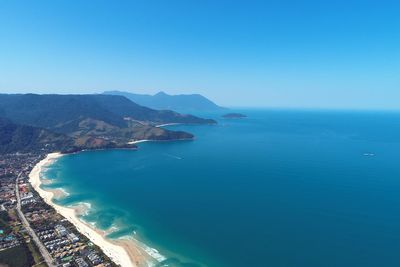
[43,109,400,267]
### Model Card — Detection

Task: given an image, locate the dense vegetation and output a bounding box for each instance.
[0,94,215,134]
[0,244,34,267]
[0,211,12,235]
[0,118,74,154]
[0,94,208,153]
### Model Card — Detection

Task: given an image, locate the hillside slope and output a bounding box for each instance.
[0,117,74,153]
[0,94,215,137]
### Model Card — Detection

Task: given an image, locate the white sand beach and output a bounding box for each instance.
[155,123,181,127]
[29,153,155,267]
[127,139,150,145]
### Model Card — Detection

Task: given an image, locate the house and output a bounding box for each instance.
[55,225,68,237]
[67,232,79,243]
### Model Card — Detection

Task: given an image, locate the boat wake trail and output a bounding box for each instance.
[164,153,183,160]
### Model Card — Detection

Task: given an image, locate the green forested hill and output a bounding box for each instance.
[0,94,215,135]
[0,94,212,153]
[0,117,74,153]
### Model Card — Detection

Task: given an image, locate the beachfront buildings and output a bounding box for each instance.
[0,152,115,267]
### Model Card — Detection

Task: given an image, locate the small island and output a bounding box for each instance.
[222,113,247,119]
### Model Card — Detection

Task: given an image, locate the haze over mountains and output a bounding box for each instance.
[103,91,225,112]
[0,94,217,153]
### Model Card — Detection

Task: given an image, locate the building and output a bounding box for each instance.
[55,225,68,237]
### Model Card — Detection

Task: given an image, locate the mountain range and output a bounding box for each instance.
[103,91,225,112]
[0,94,216,153]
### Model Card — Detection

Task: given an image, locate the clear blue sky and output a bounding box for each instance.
[0,0,399,109]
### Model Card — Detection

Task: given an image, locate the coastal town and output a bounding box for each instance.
[0,152,117,267]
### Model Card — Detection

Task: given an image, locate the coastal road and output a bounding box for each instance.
[15,172,55,267]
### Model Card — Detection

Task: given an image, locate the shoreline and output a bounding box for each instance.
[155,123,181,127]
[29,153,159,267]
[127,137,194,146]
[127,139,150,145]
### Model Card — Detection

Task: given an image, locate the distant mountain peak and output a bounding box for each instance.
[155,91,168,96]
[103,91,225,112]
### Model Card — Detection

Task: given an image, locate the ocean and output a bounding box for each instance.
[42,109,400,267]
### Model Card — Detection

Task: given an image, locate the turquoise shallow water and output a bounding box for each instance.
[43,109,400,267]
